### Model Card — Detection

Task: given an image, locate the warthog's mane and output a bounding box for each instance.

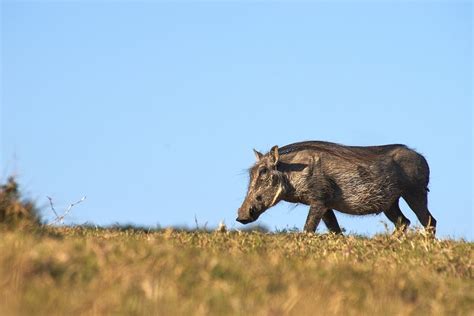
[278,141,407,162]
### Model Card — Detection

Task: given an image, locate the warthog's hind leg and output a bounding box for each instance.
[403,190,436,235]
[384,199,411,233]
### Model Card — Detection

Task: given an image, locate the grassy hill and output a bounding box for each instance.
[0,226,472,315]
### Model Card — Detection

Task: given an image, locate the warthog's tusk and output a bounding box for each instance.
[270,185,283,207]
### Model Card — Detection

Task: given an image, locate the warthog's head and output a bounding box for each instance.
[236,146,287,224]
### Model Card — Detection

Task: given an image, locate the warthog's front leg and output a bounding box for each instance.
[322,210,342,234]
[304,204,328,232]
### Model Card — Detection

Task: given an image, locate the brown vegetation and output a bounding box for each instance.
[0,227,472,315]
[0,177,40,227]
[0,177,471,315]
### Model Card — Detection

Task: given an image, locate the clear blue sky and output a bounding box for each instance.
[1,1,472,239]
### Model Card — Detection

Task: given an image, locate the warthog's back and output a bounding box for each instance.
[279,141,407,162]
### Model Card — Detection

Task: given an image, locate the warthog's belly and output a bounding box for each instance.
[334,184,401,215]
[331,163,402,215]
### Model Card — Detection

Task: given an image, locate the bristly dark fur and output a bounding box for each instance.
[278,141,408,162]
[237,140,436,235]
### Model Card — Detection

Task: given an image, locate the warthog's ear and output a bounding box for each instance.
[253,149,264,162]
[270,145,279,165]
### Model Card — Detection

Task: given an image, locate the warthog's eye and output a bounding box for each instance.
[259,168,268,176]
[256,195,262,202]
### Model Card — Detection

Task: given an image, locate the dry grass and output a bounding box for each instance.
[0,226,472,316]
[0,177,471,315]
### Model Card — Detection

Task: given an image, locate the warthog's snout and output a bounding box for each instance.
[236,206,259,224]
[236,216,253,224]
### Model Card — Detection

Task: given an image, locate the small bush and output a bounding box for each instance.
[0,177,40,227]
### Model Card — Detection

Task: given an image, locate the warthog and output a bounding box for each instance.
[236,141,436,235]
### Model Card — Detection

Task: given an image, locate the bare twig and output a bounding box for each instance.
[47,196,86,225]
[46,196,59,218]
